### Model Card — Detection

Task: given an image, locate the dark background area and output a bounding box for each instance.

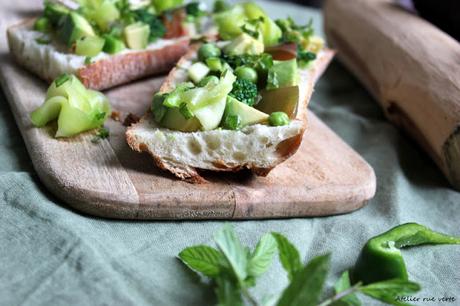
[282,0,323,8]
[272,0,459,41]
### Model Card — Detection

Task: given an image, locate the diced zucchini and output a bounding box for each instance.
[44,2,69,26]
[188,62,210,84]
[59,12,95,46]
[103,36,125,54]
[75,36,105,57]
[124,22,150,50]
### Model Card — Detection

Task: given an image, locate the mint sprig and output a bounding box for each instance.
[272,232,302,281]
[177,225,440,306]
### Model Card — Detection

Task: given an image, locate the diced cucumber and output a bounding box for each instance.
[103,36,125,54]
[188,62,210,84]
[224,33,264,56]
[75,36,105,57]
[124,22,150,50]
[213,5,246,40]
[89,0,120,31]
[193,96,227,130]
[59,12,95,46]
[161,108,201,132]
[242,2,282,47]
[44,2,69,26]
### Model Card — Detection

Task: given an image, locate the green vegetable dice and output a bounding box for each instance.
[75,36,105,57]
[31,74,111,138]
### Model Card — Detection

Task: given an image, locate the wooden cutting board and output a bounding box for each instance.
[0,1,376,220]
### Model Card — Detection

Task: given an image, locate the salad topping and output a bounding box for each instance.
[33,0,206,57]
[152,1,325,133]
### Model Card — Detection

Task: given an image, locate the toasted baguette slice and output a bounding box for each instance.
[126,48,335,183]
[7,18,208,90]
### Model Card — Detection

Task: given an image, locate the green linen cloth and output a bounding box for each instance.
[1,1,459,305]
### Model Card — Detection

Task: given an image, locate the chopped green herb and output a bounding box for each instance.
[297,50,316,66]
[222,114,241,130]
[91,127,109,143]
[222,53,273,74]
[84,56,93,65]
[179,103,194,119]
[132,9,166,42]
[241,24,259,39]
[276,17,314,43]
[185,2,204,18]
[94,112,106,121]
[240,16,265,39]
[152,93,168,123]
[54,73,72,87]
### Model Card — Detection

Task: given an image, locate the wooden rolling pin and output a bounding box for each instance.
[324,0,460,189]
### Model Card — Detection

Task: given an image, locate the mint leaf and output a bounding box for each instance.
[271,232,302,281]
[214,224,248,282]
[178,245,223,277]
[330,271,361,306]
[276,254,331,306]
[215,275,244,306]
[248,233,277,277]
[359,279,420,306]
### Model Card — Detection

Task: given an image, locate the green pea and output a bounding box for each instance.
[205,57,223,71]
[269,112,290,126]
[34,17,50,33]
[235,66,258,83]
[198,75,219,87]
[198,43,221,62]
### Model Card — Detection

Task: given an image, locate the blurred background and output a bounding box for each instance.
[273,0,459,41]
[281,0,322,8]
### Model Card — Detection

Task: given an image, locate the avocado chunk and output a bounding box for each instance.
[75,36,105,57]
[103,36,125,54]
[161,108,201,132]
[124,22,150,50]
[266,59,298,90]
[222,96,269,128]
[44,2,69,26]
[59,12,95,47]
[257,86,299,119]
[223,33,264,56]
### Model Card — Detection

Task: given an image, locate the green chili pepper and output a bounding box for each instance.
[353,223,460,284]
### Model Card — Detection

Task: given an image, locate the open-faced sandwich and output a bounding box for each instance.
[7,0,211,90]
[126,2,335,183]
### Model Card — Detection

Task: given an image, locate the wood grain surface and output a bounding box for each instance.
[324,0,460,189]
[0,0,376,219]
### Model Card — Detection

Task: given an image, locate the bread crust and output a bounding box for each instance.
[7,18,191,91]
[77,38,190,90]
[126,48,335,183]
